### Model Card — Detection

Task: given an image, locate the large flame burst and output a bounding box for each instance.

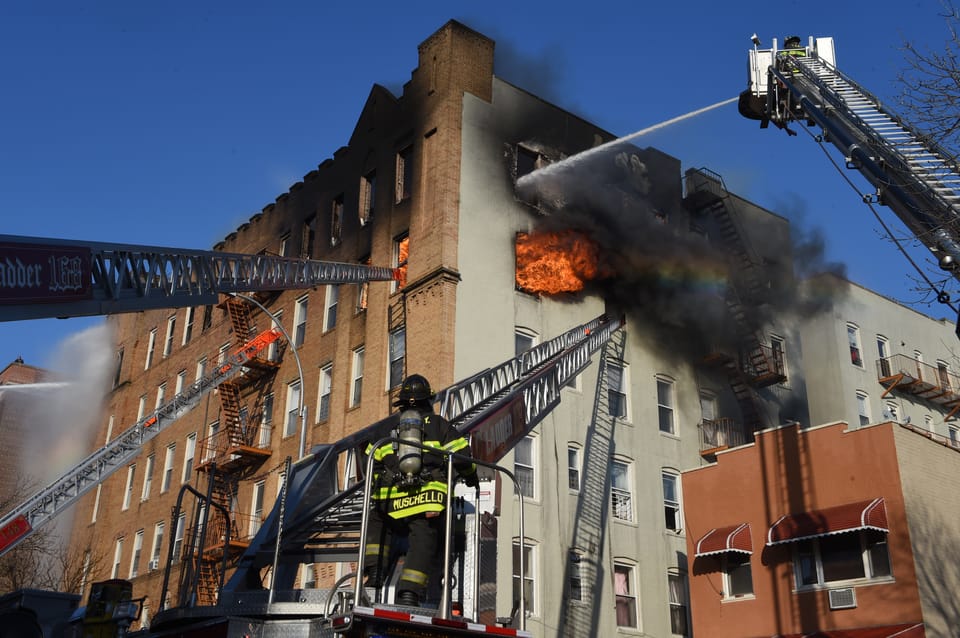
[515,230,603,295]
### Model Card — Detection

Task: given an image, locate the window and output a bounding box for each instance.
[137,395,147,420]
[151,522,165,565]
[250,480,266,537]
[145,328,157,369]
[301,217,316,259]
[204,420,219,462]
[794,530,891,588]
[268,312,283,362]
[396,145,413,203]
[351,347,365,407]
[657,377,675,434]
[195,357,207,382]
[141,454,154,501]
[512,540,536,615]
[182,307,195,345]
[388,328,405,389]
[662,471,682,532]
[610,459,633,522]
[567,444,581,492]
[317,365,332,423]
[175,371,186,397]
[161,444,175,492]
[938,360,952,390]
[331,195,343,246]
[122,464,136,510]
[112,538,124,579]
[293,295,309,348]
[163,315,176,357]
[182,433,196,483]
[614,563,638,628]
[323,286,339,332]
[260,393,274,447]
[130,530,144,578]
[514,436,536,499]
[356,256,371,313]
[770,334,787,380]
[568,550,583,602]
[172,514,185,563]
[723,554,754,598]
[883,401,899,422]
[668,572,689,636]
[302,563,317,589]
[201,304,213,332]
[279,233,289,257]
[607,361,628,418]
[284,380,301,437]
[155,383,166,410]
[360,171,376,225]
[950,425,960,448]
[392,233,409,292]
[106,415,115,443]
[856,391,870,426]
[877,335,891,377]
[847,323,863,367]
[217,342,230,366]
[515,328,537,356]
[516,146,547,179]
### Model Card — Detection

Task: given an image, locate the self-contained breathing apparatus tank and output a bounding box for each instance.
[396,409,424,487]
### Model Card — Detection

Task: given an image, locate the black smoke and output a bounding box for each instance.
[515,140,845,357]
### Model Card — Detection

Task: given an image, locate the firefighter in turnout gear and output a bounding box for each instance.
[363,374,479,608]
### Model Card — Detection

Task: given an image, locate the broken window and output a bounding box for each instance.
[331,196,343,246]
[396,146,413,203]
[360,171,376,225]
[393,233,409,293]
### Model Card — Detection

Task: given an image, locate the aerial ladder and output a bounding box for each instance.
[0,234,400,556]
[738,36,960,312]
[146,312,625,638]
[0,234,398,321]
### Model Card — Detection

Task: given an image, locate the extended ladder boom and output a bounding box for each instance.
[222,313,625,592]
[0,328,283,557]
[740,37,960,284]
[0,234,399,321]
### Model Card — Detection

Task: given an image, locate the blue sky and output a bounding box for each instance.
[0,0,954,371]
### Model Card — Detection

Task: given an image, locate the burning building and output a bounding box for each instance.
[58,19,845,637]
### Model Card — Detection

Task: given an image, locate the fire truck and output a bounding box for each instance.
[738,35,960,332]
[0,234,627,637]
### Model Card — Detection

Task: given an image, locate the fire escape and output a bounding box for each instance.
[877,354,960,420]
[193,296,281,604]
[684,168,787,457]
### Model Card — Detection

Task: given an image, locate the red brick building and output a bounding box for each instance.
[681,419,958,637]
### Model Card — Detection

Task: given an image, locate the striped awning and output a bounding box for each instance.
[695,523,752,557]
[767,498,888,546]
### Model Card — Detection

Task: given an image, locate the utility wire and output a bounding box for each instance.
[798,122,959,314]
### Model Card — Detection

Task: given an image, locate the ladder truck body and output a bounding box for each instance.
[738,36,960,316]
[144,313,625,638]
[0,234,400,555]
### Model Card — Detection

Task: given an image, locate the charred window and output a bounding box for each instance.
[331,196,343,246]
[393,233,409,293]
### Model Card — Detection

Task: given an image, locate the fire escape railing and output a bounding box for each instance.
[877,354,960,419]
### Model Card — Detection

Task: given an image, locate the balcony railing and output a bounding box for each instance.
[699,417,748,456]
[197,426,272,472]
[877,354,960,418]
[611,488,633,521]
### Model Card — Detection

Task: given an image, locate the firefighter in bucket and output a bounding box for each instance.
[363,374,479,608]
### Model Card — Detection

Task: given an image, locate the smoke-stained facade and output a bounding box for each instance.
[64,19,827,637]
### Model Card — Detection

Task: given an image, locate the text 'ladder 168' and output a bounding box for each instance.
[772,52,960,275]
[0,328,284,558]
[223,313,625,592]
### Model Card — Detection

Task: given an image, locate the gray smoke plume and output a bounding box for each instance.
[515,140,845,356]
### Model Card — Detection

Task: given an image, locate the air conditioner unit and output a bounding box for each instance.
[148,559,159,572]
[828,587,856,610]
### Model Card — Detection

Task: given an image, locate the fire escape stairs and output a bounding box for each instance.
[686,169,786,443]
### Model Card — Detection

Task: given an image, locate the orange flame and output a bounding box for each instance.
[515,230,602,295]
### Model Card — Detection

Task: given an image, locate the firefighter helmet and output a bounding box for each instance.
[784,35,801,49]
[394,374,435,406]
